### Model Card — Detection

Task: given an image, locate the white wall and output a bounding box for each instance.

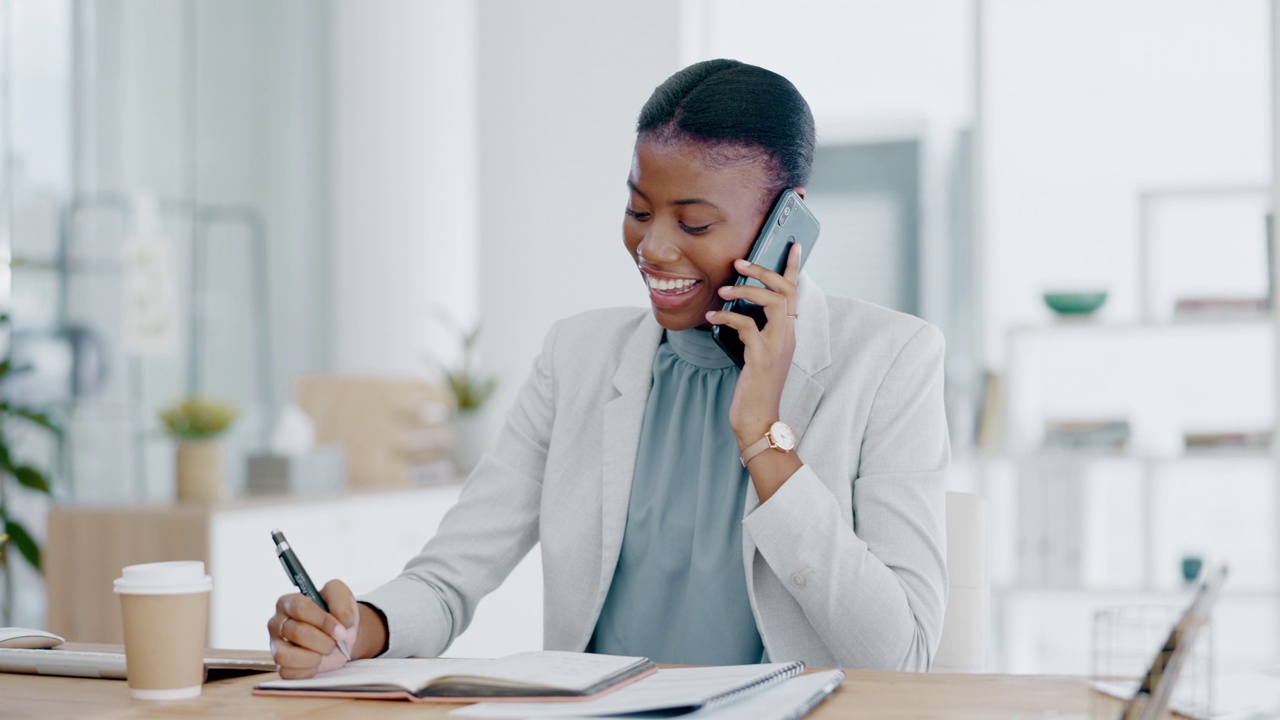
[692,0,980,447]
[330,0,479,376]
[474,0,679,430]
[696,0,972,129]
[694,0,973,328]
[981,0,1271,365]
[54,0,335,502]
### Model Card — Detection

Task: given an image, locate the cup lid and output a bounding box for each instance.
[113,561,213,595]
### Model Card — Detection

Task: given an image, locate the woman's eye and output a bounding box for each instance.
[625,207,650,220]
[680,222,712,234]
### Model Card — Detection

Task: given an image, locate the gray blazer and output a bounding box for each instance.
[362,276,949,670]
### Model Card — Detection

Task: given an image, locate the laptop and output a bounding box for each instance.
[0,642,275,680]
[1101,564,1228,720]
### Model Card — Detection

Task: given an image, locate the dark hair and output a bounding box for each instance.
[637,59,815,199]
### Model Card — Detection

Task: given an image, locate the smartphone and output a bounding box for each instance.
[712,188,820,369]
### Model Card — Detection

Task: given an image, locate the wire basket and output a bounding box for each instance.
[1092,604,1213,719]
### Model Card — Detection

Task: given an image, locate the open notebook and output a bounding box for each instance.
[253,651,656,703]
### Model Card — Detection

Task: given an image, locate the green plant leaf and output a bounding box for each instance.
[5,407,61,436]
[3,519,40,571]
[0,444,11,473]
[158,395,237,440]
[12,465,51,495]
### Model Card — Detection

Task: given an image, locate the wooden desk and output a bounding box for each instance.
[0,670,1125,718]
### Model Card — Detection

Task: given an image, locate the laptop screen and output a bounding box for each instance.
[1120,564,1228,720]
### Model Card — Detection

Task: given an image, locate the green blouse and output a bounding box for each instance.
[589,327,764,664]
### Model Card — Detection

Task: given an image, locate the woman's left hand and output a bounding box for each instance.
[706,242,802,450]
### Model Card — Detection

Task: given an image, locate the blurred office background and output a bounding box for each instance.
[0,0,1275,676]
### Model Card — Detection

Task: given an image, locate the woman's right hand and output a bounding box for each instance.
[268,579,360,679]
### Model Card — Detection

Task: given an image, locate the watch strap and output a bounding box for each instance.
[739,435,774,467]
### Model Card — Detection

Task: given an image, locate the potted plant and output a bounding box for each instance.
[436,322,497,474]
[0,315,61,625]
[159,395,237,503]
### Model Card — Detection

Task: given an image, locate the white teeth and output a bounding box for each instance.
[647,275,698,293]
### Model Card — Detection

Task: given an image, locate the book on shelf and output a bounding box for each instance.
[253,651,655,703]
[1042,419,1131,452]
[1171,212,1276,320]
[1172,296,1269,318]
[975,371,1005,455]
[1183,430,1273,452]
[1268,211,1275,310]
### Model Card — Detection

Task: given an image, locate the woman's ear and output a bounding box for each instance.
[794,186,806,200]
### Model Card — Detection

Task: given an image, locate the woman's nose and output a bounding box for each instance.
[637,224,681,265]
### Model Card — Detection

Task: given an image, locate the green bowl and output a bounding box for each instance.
[1043,291,1108,315]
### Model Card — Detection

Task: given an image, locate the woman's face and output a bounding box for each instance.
[623,137,774,332]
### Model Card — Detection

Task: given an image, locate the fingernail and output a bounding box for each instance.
[334,624,348,640]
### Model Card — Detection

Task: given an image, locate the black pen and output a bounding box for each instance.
[271,529,350,659]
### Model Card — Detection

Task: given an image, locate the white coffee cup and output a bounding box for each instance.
[113,561,213,700]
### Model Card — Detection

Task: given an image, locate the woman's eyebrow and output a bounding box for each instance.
[626,181,720,211]
[672,197,720,210]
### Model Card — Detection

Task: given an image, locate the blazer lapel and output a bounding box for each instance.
[589,315,663,640]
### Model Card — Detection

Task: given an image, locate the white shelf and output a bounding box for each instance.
[977,449,1276,463]
[993,585,1280,601]
[1010,317,1277,335]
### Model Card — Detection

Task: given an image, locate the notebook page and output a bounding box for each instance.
[531,670,846,720]
[451,663,801,718]
[435,651,646,692]
[261,657,479,692]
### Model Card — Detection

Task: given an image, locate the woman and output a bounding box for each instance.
[268,59,948,677]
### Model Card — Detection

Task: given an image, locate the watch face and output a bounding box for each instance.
[770,421,797,451]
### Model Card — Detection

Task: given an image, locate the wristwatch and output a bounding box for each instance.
[739,421,798,467]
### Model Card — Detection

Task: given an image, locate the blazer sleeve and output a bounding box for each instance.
[741,323,949,671]
[358,321,561,658]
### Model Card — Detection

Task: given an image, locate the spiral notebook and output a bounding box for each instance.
[450,662,806,718]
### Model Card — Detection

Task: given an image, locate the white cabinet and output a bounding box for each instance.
[984,320,1279,674]
[47,485,544,657]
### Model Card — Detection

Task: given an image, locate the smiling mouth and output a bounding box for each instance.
[645,274,702,295]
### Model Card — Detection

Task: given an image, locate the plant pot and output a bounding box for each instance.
[175,440,225,503]
[451,411,488,478]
